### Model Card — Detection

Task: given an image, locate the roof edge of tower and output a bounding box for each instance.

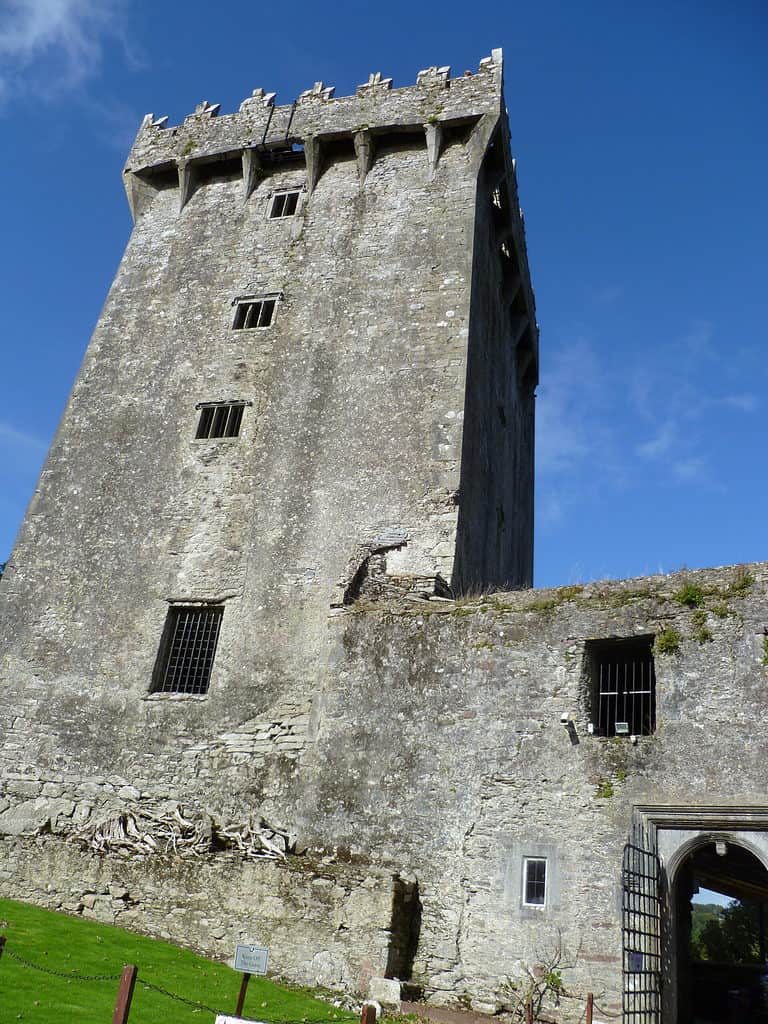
[124,50,504,177]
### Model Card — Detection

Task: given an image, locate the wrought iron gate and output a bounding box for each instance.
[622,823,662,1023]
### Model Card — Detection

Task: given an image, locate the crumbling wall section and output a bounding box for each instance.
[0,836,393,993]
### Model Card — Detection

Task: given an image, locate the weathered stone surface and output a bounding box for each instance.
[0,798,74,836]
[368,977,401,1009]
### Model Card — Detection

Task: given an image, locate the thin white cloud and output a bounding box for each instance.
[719,394,758,413]
[672,457,707,482]
[0,0,128,100]
[0,422,47,454]
[536,339,603,473]
[592,285,623,306]
[636,421,677,461]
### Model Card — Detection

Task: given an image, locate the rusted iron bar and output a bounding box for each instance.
[361,1004,377,1024]
[0,935,6,961]
[112,964,137,1024]
[235,972,250,1016]
[524,998,533,1024]
[586,992,594,1024]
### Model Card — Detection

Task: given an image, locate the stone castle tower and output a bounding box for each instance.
[1,48,536,700]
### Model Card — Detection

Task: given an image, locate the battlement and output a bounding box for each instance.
[124,49,505,187]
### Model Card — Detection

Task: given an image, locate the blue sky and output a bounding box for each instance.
[0,0,766,588]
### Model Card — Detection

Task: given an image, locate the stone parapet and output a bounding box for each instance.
[125,51,504,176]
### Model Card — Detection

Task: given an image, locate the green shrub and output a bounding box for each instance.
[674,583,705,608]
[654,627,682,655]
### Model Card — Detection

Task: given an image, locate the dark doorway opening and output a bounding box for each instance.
[385,876,422,997]
[676,841,768,1023]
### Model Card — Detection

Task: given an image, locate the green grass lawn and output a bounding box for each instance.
[0,898,357,1024]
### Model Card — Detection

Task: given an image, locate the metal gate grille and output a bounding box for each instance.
[622,824,662,1023]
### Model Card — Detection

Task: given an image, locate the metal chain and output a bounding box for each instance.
[3,945,121,982]
[137,978,222,1014]
[4,944,357,1023]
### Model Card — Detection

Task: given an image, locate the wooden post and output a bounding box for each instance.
[361,1004,378,1024]
[112,964,137,1024]
[235,972,250,1016]
[586,992,594,1024]
[524,997,533,1024]
[0,935,6,960]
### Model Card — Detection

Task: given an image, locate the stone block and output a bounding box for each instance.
[367,978,401,1010]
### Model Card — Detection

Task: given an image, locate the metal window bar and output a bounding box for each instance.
[233,299,276,329]
[596,651,655,737]
[153,606,223,695]
[524,858,546,905]
[195,403,245,439]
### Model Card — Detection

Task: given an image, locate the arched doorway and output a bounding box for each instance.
[674,839,768,1023]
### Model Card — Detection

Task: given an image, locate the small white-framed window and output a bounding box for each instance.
[268,187,302,219]
[522,857,547,907]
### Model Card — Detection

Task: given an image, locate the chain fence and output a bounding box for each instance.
[2,944,122,982]
[1,940,358,1023]
[2,938,618,1023]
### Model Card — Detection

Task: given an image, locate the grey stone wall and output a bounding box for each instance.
[2,560,767,1019]
[0,838,393,992]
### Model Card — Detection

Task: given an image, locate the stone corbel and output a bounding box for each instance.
[123,170,153,223]
[466,112,501,173]
[424,122,443,178]
[242,148,263,201]
[178,160,197,212]
[354,129,374,185]
[304,136,324,195]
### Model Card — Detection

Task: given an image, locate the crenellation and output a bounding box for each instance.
[416,65,451,89]
[239,87,276,111]
[125,50,505,183]
[356,71,393,96]
[187,99,221,119]
[298,81,336,102]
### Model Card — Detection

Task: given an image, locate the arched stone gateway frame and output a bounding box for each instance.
[632,805,768,1024]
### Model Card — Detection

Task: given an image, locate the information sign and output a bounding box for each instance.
[233,944,269,975]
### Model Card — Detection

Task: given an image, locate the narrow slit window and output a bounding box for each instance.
[523,858,547,907]
[584,635,656,737]
[232,297,278,329]
[151,605,223,695]
[269,189,301,219]
[195,402,246,439]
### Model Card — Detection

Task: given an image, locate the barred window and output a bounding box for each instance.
[151,605,223,695]
[523,857,547,907]
[269,188,301,219]
[584,635,656,737]
[232,295,279,329]
[195,401,247,439]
